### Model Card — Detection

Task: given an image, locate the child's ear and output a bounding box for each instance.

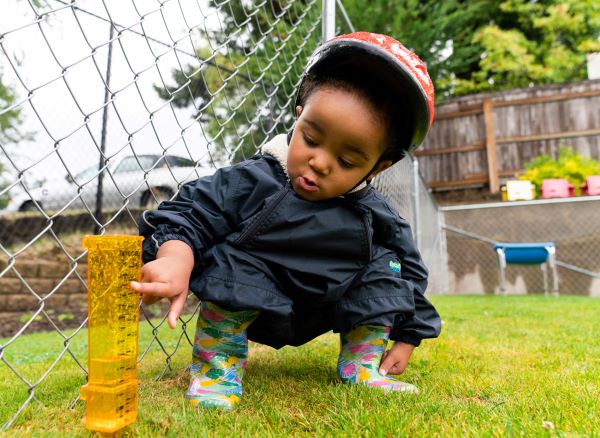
[367,160,393,182]
[295,105,303,118]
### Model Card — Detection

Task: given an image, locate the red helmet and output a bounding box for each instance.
[297,32,435,162]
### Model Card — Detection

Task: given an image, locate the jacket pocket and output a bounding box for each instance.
[233,187,290,246]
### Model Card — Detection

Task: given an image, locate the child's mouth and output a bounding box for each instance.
[298,176,318,192]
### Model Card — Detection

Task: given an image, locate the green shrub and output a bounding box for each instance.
[518,144,600,196]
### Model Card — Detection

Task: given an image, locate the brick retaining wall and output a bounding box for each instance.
[0,256,197,338]
[0,210,142,333]
[0,259,88,318]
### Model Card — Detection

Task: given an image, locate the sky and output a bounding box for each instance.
[1,0,220,188]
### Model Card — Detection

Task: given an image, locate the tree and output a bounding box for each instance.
[0,72,24,209]
[341,0,505,98]
[454,0,600,94]
[0,75,23,145]
[342,0,600,98]
[1,0,43,208]
[155,0,599,163]
[155,0,321,164]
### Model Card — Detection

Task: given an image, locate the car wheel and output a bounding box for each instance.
[19,201,41,212]
[140,188,173,209]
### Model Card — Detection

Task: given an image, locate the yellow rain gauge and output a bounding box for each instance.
[80,235,144,433]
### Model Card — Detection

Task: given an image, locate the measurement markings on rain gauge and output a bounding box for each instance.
[80,235,144,434]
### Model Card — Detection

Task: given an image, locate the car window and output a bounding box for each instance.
[113,156,158,174]
[74,164,100,184]
[178,157,196,167]
[166,156,196,167]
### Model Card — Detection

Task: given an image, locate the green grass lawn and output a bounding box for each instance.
[1,295,599,436]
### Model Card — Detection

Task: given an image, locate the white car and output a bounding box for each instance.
[4,154,211,213]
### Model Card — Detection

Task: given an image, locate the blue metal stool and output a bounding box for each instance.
[493,242,558,295]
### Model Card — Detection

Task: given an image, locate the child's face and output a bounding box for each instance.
[287,87,392,201]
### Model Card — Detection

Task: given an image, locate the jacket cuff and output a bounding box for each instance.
[392,333,422,347]
[155,233,194,250]
[141,233,195,264]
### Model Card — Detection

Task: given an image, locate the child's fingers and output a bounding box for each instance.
[379,356,391,376]
[379,351,400,376]
[166,291,187,329]
[386,363,405,375]
[130,280,173,297]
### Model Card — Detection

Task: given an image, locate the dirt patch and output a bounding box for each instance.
[0,308,88,339]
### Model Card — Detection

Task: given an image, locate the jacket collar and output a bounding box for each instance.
[261,134,290,178]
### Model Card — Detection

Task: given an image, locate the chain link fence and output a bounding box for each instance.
[372,158,446,295]
[442,197,600,296]
[0,0,443,430]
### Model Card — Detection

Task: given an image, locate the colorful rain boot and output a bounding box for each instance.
[186,301,259,410]
[338,325,419,394]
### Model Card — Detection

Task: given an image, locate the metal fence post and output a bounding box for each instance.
[322,0,336,41]
[336,0,355,32]
[412,157,422,250]
[438,209,449,294]
[94,23,115,235]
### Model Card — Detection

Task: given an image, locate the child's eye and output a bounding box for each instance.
[338,158,355,169]
[303,134,317,146]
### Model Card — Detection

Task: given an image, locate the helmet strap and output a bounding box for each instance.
[347,156,384,192]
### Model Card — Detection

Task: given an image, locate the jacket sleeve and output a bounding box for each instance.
[371,193,442,347]
[139,160,269,269]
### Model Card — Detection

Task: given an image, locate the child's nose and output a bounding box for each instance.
[308,152,331,176]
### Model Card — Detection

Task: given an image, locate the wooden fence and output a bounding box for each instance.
[417,79,600,193]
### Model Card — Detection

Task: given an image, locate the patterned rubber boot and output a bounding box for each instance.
[186,301,259,410]
[338,325,419,394]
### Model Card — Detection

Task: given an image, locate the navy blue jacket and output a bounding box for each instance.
[140,137,441,348]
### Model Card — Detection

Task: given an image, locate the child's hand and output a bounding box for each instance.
[130,240,194,329]
[379,341,415,376]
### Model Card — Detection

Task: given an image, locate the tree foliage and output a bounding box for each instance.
[155,0,320,164]
[154,0,599,163]
[343,0,600,99]
[1,0,42,206]
[0,71,24,208]
[0,72,23,146]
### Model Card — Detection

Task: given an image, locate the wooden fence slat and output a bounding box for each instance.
[483,98,499,194]
[428,176,488,189]
[434,88,600,121]
[435,107,482,121]
[420,80,600,192]
[416,128,600,157]
[428,170,519,189]
[497,128,600,144]
[413,141,485,157]
[494,88,600,108]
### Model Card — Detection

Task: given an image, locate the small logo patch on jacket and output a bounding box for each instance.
[389,260,401,272]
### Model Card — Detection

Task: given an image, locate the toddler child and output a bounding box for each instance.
[131,32,441,410]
